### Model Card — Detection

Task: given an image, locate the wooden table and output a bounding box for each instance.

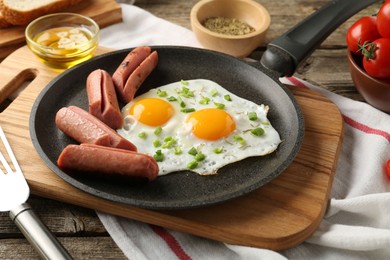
[0,0,382,258]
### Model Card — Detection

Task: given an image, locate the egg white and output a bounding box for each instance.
[117,79,281,176]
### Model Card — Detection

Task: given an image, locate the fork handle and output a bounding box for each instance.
[10,203,73,260]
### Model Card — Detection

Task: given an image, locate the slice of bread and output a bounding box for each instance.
[0,11,12,28]
[0,1,12,28]
[2,0,83,26]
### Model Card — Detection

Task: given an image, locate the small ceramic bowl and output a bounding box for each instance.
[347,51,390,113]
[191,0,270,58]
[25,13,99,69]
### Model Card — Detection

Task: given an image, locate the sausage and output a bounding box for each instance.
[57,143,158,181]
[55,106,137,151]
[112,46,158,103]
[122,51,159,103]
[112,46,151,94]
[86,69,123,129]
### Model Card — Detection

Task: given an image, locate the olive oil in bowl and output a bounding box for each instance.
[26,13,99,69]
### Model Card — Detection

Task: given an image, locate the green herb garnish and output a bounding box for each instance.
[153,139,161,147]
[233,135,245,145]
[181,108,195,113]
[213,147,224,154]
[138,132,147,139]
[247,112,258,121]
[162,136,176,148]
[214,102,225,109]
[188,147,198,156]
[224,94,232,101]
[199,96,210,105]
[181,79,189,86]
[174,146,182,155]
[153,150,164,162]
[179,86,195,98]
[154,126,162,136]
[167,96,177,102]
[194,152,206,161]
[177,96,186,108]
[187,160,198,170]
[157,89,167,97]
[251,127,265,136]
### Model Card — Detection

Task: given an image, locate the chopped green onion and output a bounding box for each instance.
[153,150,164,162]
[174,146,182,155]
[181,79,189,86]
[154,126,162,136]
[157,89,167,97]
[181,108,195,113]
[251,127,265,136]
[213,147,224,154]
[233,135,245,145]
[188,147,198,156]
[162,137,176,148]
[199,96,210,105]
[214,102,225,109]
[177,96,186,108]
[194,152,206,161]
[210,88,218,97]
[138,132,147,139]
[247,112,258,121]
[224,94,232,101]
[167,96,177,102]
[179,86,195,98]
[187,160,198,170]
[153,139,161,147]
[261,121,270,125]
[164,136,173,142]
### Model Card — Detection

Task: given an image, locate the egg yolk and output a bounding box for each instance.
[129,98,174,126]
[186,108,236,141]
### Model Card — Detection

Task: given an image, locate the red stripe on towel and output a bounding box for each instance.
[285,76,309,88]
[343,115,390,142]
[286,76,390,142]
[150,225,192,260]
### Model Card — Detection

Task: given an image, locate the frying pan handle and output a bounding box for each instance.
[260,0,381,77]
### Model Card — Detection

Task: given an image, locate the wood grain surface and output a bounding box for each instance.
[0,0,382,258]
[0,0,122,61]
[0,44,343,251]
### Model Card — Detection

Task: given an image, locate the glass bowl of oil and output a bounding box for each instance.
[25,13,99,69]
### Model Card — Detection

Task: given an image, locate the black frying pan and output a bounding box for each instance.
[30,0,379,210]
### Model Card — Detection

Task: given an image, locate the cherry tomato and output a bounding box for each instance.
[377,1,390,38]
[346,16,380,54]
[386,159,390,179]
[362,38,390,79]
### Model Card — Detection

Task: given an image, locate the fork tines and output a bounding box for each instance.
[0,127,22,175]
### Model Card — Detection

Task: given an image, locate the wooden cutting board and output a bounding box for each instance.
[0,0,122,61]
[0,46,343,251]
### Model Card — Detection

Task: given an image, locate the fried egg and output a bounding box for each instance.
[117,79,281,176]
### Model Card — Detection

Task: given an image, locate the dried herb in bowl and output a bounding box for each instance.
[202,17,255,36]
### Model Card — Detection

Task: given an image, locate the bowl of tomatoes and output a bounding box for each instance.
[346,1,390,113]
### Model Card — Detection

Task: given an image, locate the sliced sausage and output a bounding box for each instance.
[57,143,158,181]
[122,51,159,103]
[55,106,137,151]
[86,69,123,129]
[112,46,152,102]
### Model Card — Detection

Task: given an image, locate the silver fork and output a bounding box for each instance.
[0,126,72,260]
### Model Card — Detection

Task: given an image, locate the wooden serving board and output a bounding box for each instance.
[0,46,343,251]
[0,0,122,61]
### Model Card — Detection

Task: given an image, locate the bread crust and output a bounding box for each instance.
[2,0,83,26]
[0,1,12,28]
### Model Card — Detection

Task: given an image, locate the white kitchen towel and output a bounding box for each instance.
[97,4,390,259]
